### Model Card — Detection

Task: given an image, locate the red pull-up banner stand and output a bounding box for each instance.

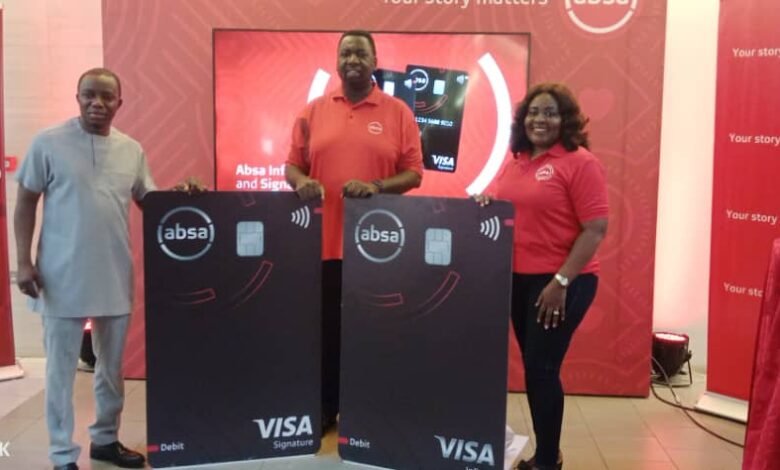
[0,6,23,381]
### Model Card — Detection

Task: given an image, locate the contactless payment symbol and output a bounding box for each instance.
[290,206,311,229]
[479,217,501,242]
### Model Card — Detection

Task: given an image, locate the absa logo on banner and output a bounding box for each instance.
[354,209,406,264]
[157,207,215,262]
[564,0,639,35]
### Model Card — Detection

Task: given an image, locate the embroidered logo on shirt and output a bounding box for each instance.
[535,164,555,181]
[367,121,384,135]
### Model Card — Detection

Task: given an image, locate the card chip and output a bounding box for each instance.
[237,221,264,257]
[425,228,452,266]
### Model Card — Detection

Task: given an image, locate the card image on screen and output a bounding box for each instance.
[373,68,415,111]
[406,65,469,174]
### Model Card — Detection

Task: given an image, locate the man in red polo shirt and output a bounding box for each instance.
[285,30,424,431]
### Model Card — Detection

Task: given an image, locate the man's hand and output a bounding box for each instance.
[343,179,379,198]
[17,263,42,298]
[173,177,208,194]
[295,176,325,201]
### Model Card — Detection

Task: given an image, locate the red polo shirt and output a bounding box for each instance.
[287,85,424,260]
[491,144,609,274]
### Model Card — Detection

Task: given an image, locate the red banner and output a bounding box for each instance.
[744,239,780,469]
[708,0,780,400]
[0,7,17,369]
[103,0,667,396]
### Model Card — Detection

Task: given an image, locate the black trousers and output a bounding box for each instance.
[321,260,343,422]
[511,273,598,468]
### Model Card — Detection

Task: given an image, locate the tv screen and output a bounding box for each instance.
[214,30,529,197]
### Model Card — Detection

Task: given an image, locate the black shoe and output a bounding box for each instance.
[90,441,146,468]
[517,457,535,470]
[53,464,78,470]
[516,454,563,470]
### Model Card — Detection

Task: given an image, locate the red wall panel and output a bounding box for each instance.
[102,0,667,396]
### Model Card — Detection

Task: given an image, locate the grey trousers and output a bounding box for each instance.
[42,314,130,466]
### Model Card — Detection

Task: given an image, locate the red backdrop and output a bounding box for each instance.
[708,0,780,401]
[0,7,17,369]
[102,0,667,396]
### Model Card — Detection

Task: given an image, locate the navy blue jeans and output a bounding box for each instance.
[511,273,598,468]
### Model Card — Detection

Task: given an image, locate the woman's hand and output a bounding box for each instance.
[473,194,492,207]
[536,280,566,330]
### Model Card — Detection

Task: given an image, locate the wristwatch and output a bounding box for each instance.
[554,273,570,288]
[371,179,384,193]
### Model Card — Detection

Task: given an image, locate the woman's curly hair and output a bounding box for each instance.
[510,82,590,155]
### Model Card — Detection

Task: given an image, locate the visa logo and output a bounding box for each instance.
[253,416,313,439]
[434,435,495,466]
[432,154,455,171]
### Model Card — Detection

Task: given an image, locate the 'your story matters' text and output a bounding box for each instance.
[381,0,549,10]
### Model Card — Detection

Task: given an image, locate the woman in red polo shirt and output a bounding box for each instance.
[477,82,609,470]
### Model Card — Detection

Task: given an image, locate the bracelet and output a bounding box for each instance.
[371,179,384,193]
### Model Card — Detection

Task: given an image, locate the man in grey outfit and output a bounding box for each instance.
[14,67,152,470]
